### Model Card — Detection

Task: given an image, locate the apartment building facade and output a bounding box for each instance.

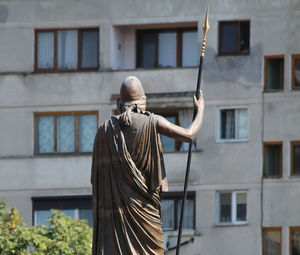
[0,0,300,254]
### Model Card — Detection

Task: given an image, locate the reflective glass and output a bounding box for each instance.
[37,116,55,153]
[79,114,97,152]
[57,115,75,152]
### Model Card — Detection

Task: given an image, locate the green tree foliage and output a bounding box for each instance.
[0,200,92,255]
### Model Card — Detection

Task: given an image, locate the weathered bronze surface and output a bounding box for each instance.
[91,76,204,255]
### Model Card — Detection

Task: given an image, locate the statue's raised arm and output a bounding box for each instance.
[155,93,204,143]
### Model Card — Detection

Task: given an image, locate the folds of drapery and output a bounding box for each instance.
[91,113,167,255]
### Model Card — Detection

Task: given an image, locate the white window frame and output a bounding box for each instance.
[216,191,248,226]
[216,106,249,143]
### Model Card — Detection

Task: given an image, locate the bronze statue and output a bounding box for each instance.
[91,76,204,255]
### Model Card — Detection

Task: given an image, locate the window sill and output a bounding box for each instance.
[216,139,249,143]
[163,229,199,237]
[163,149,203,154]
[263,89,284,93]
[215,222,248,227]
[34,68,99,74]
[217,52,250,57]
[34,152,92,157]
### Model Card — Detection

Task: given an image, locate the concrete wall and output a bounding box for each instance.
[0,0,299,254]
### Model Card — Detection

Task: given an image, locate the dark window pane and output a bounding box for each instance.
[236,193,247,222]
[137,31,156,68]
[294,57,300,88]
[266,58,284,90]
[160,116,176,152]
[292,229,300,255]
[221,109,235,139]
[220,193,231,223]
[293,145,300,175]
[79,209,93,227]
[240,22,250,53]
[220,23,238,54]
[264,144,282,177]
[264,229,281,255]
[81,30,99,68]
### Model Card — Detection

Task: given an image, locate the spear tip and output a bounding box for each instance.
[202,5,210,36]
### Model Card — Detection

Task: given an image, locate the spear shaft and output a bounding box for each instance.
[175,7,209,255]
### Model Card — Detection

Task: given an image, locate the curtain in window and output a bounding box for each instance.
[182,31,197,67]
[160,116,176,152]
[292,230,300,255]
[58,30,78,70]
[57,115,75,152]
[37,116,55,153]
[81,30,99,68]
[179,109,196,151]
[177,199,194,229]
[220,193,231,223]
[158,32,177,67]
[237,109,248,139]
[79,114,97,152]
[264,230,281,255]
[236,193,247,221]
[161,200,174,230]
[37,32,54,69]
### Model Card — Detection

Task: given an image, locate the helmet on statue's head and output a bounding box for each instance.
[120,76,146,105]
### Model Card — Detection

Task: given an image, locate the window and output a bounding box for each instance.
[32,196,92,227]
[218,108,248,141]
[290,227,300,255]
[34,111,98,154]
[216,191,247,225]
[161,192,195,231]
[136,28,197,68]
[291,141,300,176]
[35,28,99,71]
[264,56,284,91]
[292,55,300,89]
[218,20,250,55]
[263,142,282,178]
[263,227,282,255]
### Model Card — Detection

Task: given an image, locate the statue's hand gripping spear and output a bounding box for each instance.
[176,6,210,255]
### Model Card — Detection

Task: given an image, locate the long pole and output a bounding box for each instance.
[175,7,210,255]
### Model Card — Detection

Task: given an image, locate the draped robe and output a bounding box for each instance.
[91,112,168,255]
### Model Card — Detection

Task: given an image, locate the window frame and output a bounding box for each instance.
[136,27,198,69]
[161,191,195,231]
[291,141,300,176]
[216,191,248,226]
[34,27,99,72]
[218,20,250,56]
[264,55,285,92]
[262,227,282,255]
[292,54,300,90]
[263,142,283,178]
[34,110,98,155]
[290,226,300,255]
[216,106,249,143]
